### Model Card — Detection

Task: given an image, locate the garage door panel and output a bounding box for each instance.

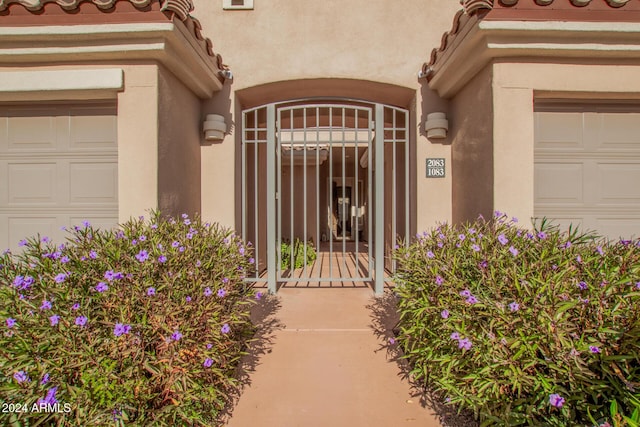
[69,162,118,204]
[8,162,58,204]
[69,111,117,150]
[594,113,640,151]
[534,163,583,204]
[594,217,639,240]
[0,102,118,252]
[535,109,640,240]
[535,112,583,150]
[5,113,62,152]
[8,216,60,244]
[597,163,640,204]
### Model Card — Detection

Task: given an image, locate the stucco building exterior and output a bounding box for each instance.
[1,0,638,292]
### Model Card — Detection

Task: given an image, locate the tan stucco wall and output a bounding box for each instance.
[491,62,640,226]
[450,64,494,224]
[196,0,462,231]
[116,64,160,222]
[157,65,202,218]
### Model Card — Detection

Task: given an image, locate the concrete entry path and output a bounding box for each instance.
[223,287,457,427]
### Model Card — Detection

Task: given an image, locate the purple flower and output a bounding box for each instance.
[203,358,213,368]
[75,316,88,327]
[184,219,191,226]
[151,224,158,230]
[471,244,480,252]
[114,323,131,337]
[222,277,229,284]
[206,343,213,349]
[466,296,478,304]
[460,289,472,298]
[497,234,508,246]
[458,234,466,241]
[509,302,520,312]
[135,250,149,263]
[577,281,588,290]
[49,315,60,326]
[185,296,192,302]
[179,246,185,253]
[596,246,604,256]
[147,287,156,296]
[239,247,245,255]
[82,220,91,228]
[204,287,213,297]
[14,371,29,384]
[563,241,572,249]
[182,213,189,219]
[131,239,138,246]
[104,270,123,281]
[186,232,194,240]
[41,236,50,243]
[509,246,519,257]
[426,251,435,258]
[171,241,180,248]
[60,256,70,264]
[441,309,449,319]
[18,239,27,247]
[511,217,518,223]
[171,330,182,341]
[139,235,147,242]
[549,393,565,408]
[40,300,52,310]
[6,318,16,328]
[40,373,50,385]
[249,257,255,264]
[221,324,231,334]
[71,303,80,310]
[255,291,263,300]
[435,276,444,286]
[589,345,601,354]
[494,210,503,218]
[537,231,547,240]
[196,260,202,267]
[158,255,167,263]
[89,250,98,259]
[458,338,472,350]
[388,337,396,345]
[217,288,227,298]
[37,386,58,406]
[54,273,67,283]
[450,332,460,340]
[95,282,109,293]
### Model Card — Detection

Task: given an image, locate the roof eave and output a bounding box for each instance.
[0,20,224,98]
[427,20,640,99]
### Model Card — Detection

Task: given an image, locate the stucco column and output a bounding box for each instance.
[117,65,159,222]
[492,64,534,224]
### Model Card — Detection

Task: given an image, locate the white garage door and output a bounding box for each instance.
[0,103,118,251]
[534,106,640,241]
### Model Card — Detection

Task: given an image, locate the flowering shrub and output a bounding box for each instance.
[0,212,256,426]
[394,213,640,426]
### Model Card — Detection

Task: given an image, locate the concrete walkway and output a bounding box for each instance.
[224,287,452,427]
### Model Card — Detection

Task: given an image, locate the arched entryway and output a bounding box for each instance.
[241,98,410,294]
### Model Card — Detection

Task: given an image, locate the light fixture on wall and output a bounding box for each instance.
[424,112,449,139]
[203,114,227,142]
[218,69,233,82]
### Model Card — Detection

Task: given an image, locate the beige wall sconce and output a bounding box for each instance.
[424,112,449,139]
[203,114,227,142]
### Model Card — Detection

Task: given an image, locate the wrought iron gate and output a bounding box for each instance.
[241,100,409,294]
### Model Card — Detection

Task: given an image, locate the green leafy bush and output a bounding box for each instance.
[394,212,640,426]
[0,212,259,426]
[280,238,317,270]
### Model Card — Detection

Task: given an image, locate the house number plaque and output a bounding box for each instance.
[426,158,445,178]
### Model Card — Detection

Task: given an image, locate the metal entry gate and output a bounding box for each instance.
[241,100,409,294]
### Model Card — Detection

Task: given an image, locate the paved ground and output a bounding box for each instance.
[223,287,472,427]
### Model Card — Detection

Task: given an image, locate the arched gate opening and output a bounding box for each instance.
[241,99,410,294]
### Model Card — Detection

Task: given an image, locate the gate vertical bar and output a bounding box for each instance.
[374,104,385,295]
[266,104,277,293]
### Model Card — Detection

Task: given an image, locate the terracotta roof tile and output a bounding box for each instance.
[423,0,640,77]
